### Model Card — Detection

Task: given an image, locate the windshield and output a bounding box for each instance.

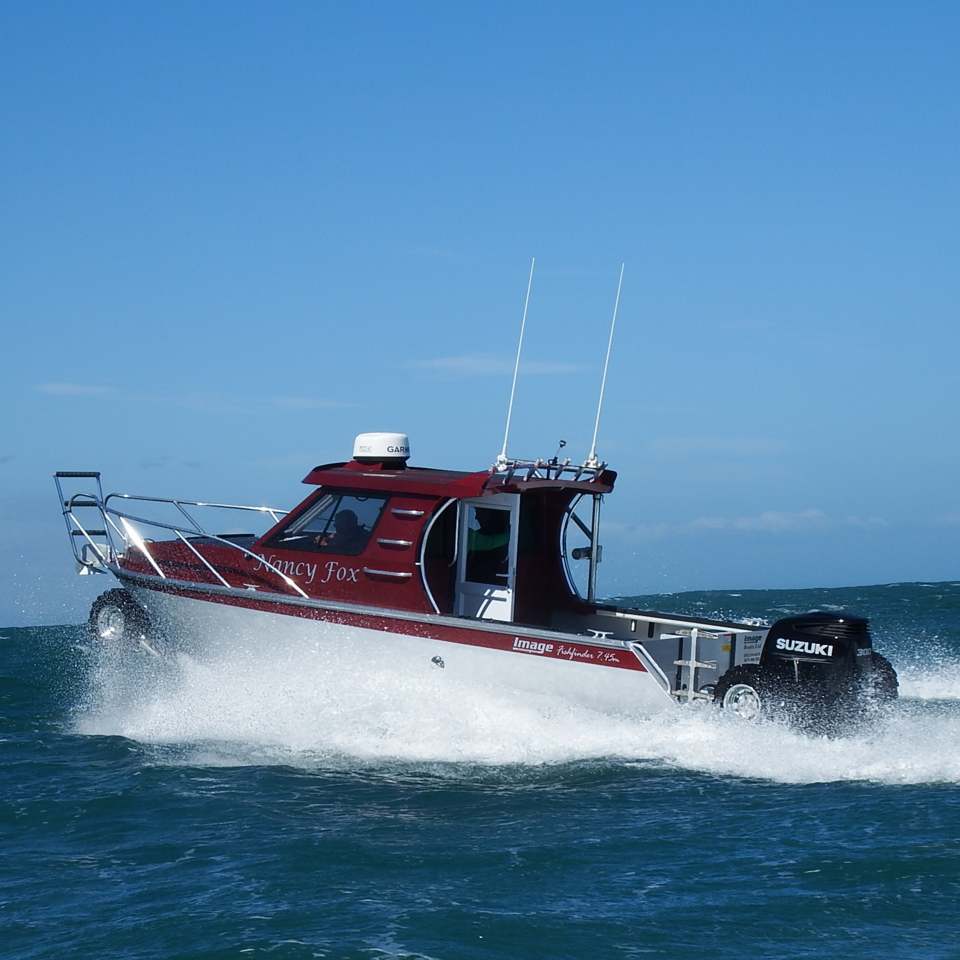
[266,490,388,555]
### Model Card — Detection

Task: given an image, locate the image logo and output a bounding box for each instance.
[513,638,554,655]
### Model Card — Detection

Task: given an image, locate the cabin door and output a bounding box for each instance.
[454,493,520,622]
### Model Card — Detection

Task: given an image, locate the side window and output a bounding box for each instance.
[267,491,387,555]
[464,505,511,584]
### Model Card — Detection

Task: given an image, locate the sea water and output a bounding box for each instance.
[1,582,958,958]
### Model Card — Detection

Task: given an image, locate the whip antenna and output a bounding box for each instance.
[497,256,536,468]
[586,262,625,468]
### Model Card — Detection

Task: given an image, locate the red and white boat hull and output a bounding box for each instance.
[125,581,675,717]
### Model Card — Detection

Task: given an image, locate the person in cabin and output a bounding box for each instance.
[466,508,510,582]
[315,509,368,554]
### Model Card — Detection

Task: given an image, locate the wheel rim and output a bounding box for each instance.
[95,604,125,641]
[723,683,762,720]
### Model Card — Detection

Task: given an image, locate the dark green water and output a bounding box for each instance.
[2,582,959,959]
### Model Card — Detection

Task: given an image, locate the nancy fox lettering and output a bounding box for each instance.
[251,554,360,586]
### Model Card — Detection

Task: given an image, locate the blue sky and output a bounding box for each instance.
[2,2,957,626]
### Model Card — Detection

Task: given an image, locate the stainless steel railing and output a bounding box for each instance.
[491,456,608,486]
[54,472,307,598]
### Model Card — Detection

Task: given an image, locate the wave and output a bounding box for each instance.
[74,633,960,787]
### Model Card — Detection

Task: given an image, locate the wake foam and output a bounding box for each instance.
[74,631,960,786]
[896,660,960,702]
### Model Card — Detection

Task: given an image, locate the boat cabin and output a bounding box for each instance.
[243,432,615,631]
[111,433,613,634]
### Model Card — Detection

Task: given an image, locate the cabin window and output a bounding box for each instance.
[266,490,388,555]
[463,505,511,585]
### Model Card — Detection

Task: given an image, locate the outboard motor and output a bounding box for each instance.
[714,612,898,729]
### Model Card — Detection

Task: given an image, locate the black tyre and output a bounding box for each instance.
[88,589,151,648]
[713,664,785,721]
[860,652,899,704]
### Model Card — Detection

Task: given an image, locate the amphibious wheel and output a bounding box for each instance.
[714,664,783,721]
[88,589,155,653]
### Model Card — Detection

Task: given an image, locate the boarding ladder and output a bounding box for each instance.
[54,471,116,574]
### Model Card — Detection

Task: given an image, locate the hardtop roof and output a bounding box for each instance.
[302,462,492,498]
[302,461,616,498]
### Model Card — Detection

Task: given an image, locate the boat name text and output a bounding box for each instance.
[251,554,359,585]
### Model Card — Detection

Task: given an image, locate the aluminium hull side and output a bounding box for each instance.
[121,577,676,717]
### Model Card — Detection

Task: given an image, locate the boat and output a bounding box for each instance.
[53,430,898,726]
[52,263,897,726]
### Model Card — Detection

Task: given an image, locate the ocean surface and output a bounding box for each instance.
[2,581,959,959]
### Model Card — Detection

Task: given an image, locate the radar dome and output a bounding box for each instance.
[352,432,410,465]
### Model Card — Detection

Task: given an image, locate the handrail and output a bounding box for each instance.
[491,456,608,486]
[597,608,764,634]
[55,473,115,570]
[66,512,111,565]
[56,477,305,598]
[105,493,287,525]
[418,497,456,614]
[559,493,587,600]
[631,643,673,695]
[104,503,308,599]
[175,531,231,588]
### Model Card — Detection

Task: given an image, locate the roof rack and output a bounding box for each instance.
[490,456,608,485]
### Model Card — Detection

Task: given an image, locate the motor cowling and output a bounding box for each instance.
[760,613,878,720]
[716,612,896,728]
[764,612,870,666]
